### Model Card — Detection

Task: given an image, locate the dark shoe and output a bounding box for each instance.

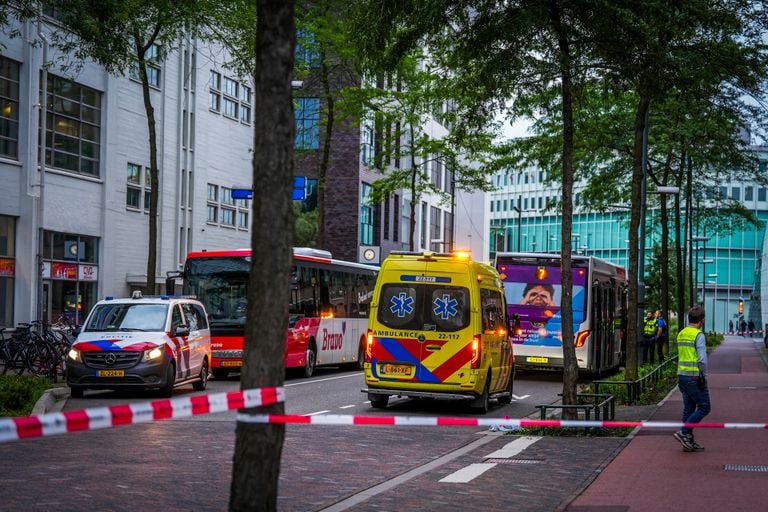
[674,431,694,451]
[687,438,705,452]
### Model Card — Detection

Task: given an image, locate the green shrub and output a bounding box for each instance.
[0,375,53,417]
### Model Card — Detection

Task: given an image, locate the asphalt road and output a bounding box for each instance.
[0,369,600,511]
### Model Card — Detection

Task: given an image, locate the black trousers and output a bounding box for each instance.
[641,335,657,365]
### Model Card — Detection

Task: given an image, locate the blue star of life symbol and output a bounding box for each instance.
[433,294,458,320]
[390,292,414,318]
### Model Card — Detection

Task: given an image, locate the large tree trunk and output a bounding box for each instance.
[136,34,158,295]
[660,161,670,352]
[230,2,294,510]
[674,150,685,335]
[549,0,577,418]
[626,95,650,381]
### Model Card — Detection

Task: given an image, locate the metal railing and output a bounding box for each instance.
[592,355,678,405]
[536,392,615,421]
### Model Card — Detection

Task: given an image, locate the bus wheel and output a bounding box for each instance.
[470,373,491,414]
[497,370,514,404]
[369,393,388,409]
[303,343,316,378]
[356,342,366,371]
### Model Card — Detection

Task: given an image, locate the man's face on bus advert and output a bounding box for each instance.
[521,284,555,306]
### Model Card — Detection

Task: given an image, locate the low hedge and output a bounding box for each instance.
[0,374,54,417]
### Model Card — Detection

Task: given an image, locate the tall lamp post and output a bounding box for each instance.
[701,257,714,316]
[692,235,709,305]
[511,194,522,251]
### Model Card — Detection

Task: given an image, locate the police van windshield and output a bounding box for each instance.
[377,284,470,332]
[84,303,169,332]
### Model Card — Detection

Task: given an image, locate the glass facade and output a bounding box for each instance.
[489,152,768,334]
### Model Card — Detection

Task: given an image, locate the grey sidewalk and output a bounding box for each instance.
[566,335,768,512]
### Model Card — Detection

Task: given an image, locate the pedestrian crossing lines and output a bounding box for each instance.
[439,436,541,483]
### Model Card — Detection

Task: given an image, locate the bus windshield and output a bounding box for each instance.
[499,263,587,346]
[184,257,250,327]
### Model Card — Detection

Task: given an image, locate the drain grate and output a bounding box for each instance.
[724,464,768,473]
[484,458,543,464]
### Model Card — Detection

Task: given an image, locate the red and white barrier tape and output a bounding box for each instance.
[0,387,284,444]
[235,413,768,430]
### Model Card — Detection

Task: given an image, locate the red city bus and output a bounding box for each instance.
[171,247,378,379]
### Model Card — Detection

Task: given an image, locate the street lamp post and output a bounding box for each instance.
[511,194,522,251]
[692,235,709,306]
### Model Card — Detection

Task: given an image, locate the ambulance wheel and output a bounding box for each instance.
[192,359,209,391]
[356,342,366,371]
[471,375,491,414]
[303,343,316,378]
[369,394,389,409]
[497,372,514,404]
[160,363,176,398]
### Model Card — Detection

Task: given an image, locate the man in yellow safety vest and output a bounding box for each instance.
[642,310,658,365]
[673,305,710,452]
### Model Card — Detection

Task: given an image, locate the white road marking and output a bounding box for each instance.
[339,405,355,409]
[305,410,331,416]
[439,463,497,483]
[512,394,530,400]
[484,436,540,459]
[285,373,361,387]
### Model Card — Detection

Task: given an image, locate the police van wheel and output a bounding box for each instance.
[369,394,388,409]
[471,376,490,414]
[192,360,209,391]
[160,363,176,398]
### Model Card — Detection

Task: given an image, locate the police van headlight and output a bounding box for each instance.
[143,347,164,361]
[67,348,82,362]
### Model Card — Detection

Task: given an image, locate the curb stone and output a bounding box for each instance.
[31,387,70,415]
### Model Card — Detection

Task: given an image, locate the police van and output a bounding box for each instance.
[66,292,211,398]
[363,251,515,413]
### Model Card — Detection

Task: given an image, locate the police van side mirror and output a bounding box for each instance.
[174,325,190,337]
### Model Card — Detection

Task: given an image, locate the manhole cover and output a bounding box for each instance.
[724,464,768,472]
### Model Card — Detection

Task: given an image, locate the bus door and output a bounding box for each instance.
[590,281,609,372]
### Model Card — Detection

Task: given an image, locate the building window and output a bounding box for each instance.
[126,162,151,212]
[0,215,15,327]
[383,195,390,241]
[759,188,767,202]
[206,183,249,230]
[0,56,20,158]
[731,187,740,200]
[43,74,102,177]
[420,201,428,249]
[295,97,320,150]
[393,194,400,242]
[296,29,320,68]
[429,206,441,251]
[745,186,753,201]
[129,43,161,88]
[443,211,453,249]
[209,71,252,124]
[360,183,374,245]
[431,157,442,189]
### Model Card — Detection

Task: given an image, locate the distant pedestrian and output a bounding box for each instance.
[642,310,658,365]
[673,305,710,452]
[729,320,733,334]
[748,319,755,336]
[655,310,667,361]
[740,319,747,337]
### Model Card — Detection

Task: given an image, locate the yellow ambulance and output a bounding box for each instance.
[363,250,515,413]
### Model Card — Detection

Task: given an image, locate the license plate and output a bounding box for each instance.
[97,370,125,377]
[221,360,243,367]
[526,356,549,363]
[381,364,412,375]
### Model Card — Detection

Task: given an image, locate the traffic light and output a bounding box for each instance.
[738,300,744,314]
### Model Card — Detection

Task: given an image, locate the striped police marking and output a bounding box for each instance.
[0,387,284,444]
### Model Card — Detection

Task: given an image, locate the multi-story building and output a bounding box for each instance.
[488,149,768,334]
[0,16,485,327]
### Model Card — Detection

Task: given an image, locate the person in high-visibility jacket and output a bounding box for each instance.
[673,305,710,452]
[641,310,658,365]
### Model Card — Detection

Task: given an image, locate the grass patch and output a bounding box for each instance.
[0,374,56,417]
[512,426,635,437]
